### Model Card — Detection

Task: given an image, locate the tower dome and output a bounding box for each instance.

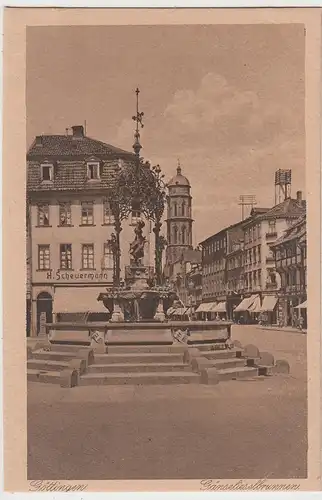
[167,161,190,187]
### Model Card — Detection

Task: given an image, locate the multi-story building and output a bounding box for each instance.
[197,193,305,323]
[238,193,305,323]
[225,239,244,319]
[27,125,155,336]
[167,249,202,308]
[271,214,307,327]
[198,220,246,318]
[186,261,202,311]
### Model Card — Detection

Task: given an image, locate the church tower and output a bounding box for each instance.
[166,161,193,266]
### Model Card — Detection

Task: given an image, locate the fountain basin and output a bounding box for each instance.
[46,320,232,346]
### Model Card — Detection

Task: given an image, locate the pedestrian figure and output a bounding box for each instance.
[299,315,304,331]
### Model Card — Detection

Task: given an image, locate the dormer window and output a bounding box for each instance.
[41,163,53,182]
[87,162,100,180]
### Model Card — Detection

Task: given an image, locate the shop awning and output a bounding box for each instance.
[212,301,226,313]
[248,295,261,313]
[234,296,256,312]
[261,296,278,312]
[195,302,216,313]
[295,300,307,309]
[53,287,109,314]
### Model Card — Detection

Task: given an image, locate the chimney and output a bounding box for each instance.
[296,191,303,202]
[71,125,84,139]
[35,136,43,146]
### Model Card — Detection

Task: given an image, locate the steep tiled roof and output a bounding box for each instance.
[250,207,270,215]
[271,215,306,247]
[27,134,134,160]
[243,198,305,228]
[27,130,136,192]
[27,158,129,192]
[257,198,305,220]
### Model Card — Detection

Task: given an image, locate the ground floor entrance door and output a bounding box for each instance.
[36,292,53,335]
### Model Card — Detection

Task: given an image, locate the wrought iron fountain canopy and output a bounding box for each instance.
[97,88,174,322]
[106,87,167,287]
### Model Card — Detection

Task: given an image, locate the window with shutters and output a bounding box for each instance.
[60,244,72,269]
[103,243,114,269]
[81,202,94,225]
[38,245,50,270]
[37,204,50,226]
[268,220,276,234]
[59,203,72,226]
[82,244,94,269]
[103,200,114,225]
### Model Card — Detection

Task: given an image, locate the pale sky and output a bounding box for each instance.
[27,24,305,244]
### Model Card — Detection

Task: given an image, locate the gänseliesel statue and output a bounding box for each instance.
[129,218,147,265]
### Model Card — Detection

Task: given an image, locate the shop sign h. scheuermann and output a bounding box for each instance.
[45,270,110,282]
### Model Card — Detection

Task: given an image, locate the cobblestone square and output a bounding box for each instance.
[27,326,307,480]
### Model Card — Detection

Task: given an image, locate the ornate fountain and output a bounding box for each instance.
[92,87,175,327]
[46,89,232,347]
[97,219,173,323]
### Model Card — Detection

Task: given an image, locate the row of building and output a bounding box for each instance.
[165,170,307,328]
[26,124,307,336]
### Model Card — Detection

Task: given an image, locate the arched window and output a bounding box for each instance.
[181,201,185,216]
[182,226,186,244]
[173,226,178,244]
[174,202,177,217]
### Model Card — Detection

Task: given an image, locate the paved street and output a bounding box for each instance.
[27,325,307,480]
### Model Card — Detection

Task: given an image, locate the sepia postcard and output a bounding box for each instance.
[2,7,322,493]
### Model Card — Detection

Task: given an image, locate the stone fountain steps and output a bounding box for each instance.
[94,352,184,365]
[87,362,191,374]
[79,371,200,386]
[49,344,92,353]
[206,358,247,370]
[216,366,259,381]
[32,350,79,362]
[27,369,61,384]
[107,345,185,354]
[27,342,281,387]
[200,348,243,360]
[28,359,69,372]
